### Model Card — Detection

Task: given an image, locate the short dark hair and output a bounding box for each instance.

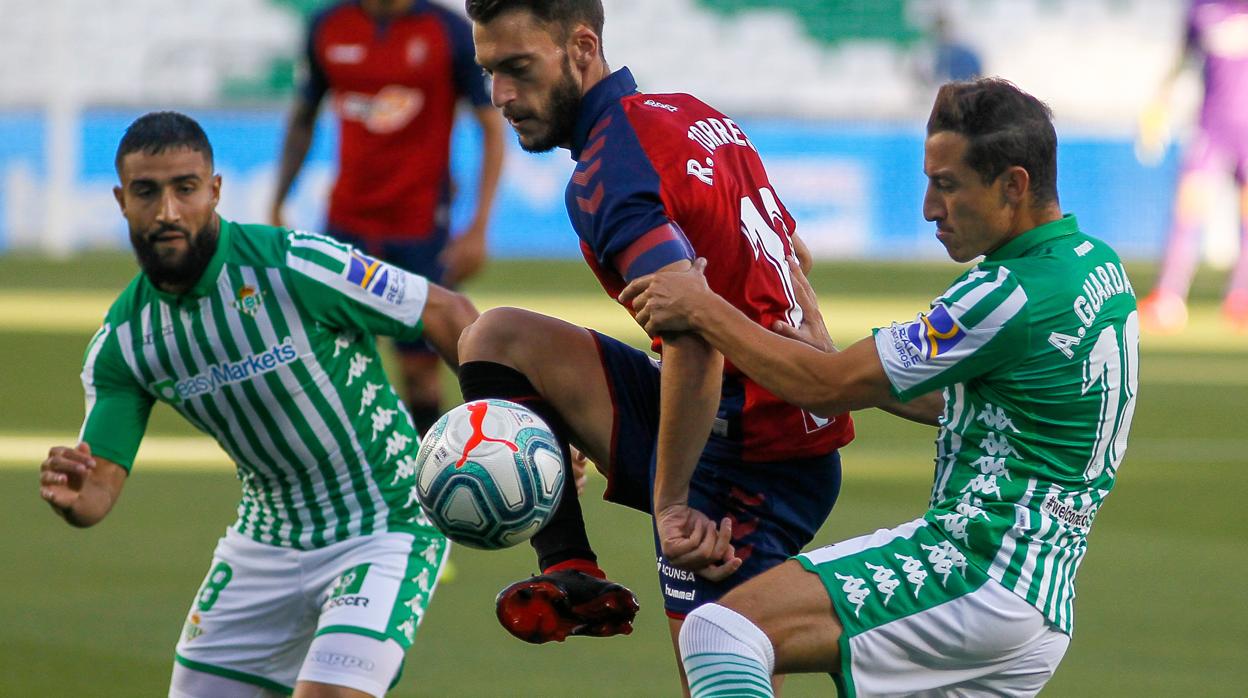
[465,0,604,42]
[115,111,213,174]
[927,78,1058,206]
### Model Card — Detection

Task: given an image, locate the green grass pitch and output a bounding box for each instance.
[1,254,1244,696]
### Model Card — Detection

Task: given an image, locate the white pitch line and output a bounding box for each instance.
[3,433,233,470]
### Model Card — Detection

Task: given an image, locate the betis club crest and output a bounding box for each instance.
[233,284,266,317]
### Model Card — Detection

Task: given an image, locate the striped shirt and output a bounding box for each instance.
[79,219,438,549]
[873,215,1139,634]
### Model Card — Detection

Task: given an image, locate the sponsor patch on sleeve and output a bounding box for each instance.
[346,249,407,305]
[903,305,967,361]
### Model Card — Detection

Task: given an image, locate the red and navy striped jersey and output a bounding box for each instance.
[566,68,854,461]
[302,1,490,240]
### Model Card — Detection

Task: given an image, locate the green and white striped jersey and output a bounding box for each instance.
[79,219,439,549]
[873,215,1139,634]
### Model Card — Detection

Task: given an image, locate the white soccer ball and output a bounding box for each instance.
[413,399,565,550]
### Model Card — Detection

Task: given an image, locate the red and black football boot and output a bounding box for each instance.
[495,567,640,644]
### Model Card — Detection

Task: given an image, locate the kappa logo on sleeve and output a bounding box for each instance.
[904,305,967,360]
[346,250,407,304]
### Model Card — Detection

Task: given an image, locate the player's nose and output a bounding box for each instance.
[156,188,180,222]
[922,186,944,223]
[491,77,515,110]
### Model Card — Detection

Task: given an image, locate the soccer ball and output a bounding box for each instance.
[413,399,565,550]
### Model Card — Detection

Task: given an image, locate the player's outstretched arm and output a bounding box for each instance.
[768,256,944,426]
[422,283,479,370]
[39,442,127,528]
[622,261,894,418]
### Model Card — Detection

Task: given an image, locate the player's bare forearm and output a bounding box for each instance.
[623,261,895,417]
[652,332,722,510]
[877,390,945,427]
[271,99,319,219]
[470,105,506,231]
[421,284,479,370]
[687,295,891,417]
[39,445,127,528]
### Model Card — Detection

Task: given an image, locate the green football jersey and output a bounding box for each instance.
[79,219,438,549]
[873,215,1139,634]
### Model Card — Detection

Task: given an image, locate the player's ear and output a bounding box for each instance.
[210,173,222,208]
[567,24,599,69]
[113,185,126,213]
[1000,166,1030,207]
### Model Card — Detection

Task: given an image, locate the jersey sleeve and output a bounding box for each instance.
[298,12,331,106]
[872,265,1031,401]
[441,9,491,107]
[572,115,694,281]
[78,322,154,472]
[283,230,428,341]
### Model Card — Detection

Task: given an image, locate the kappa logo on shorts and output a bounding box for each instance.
[833,573,871,617]
[397,593,429,645]
[894,554,928,598]
[864,562,900,606]
[920,540,968,587]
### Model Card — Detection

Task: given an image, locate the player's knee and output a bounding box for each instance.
[680,604,777,698]
[680,603,776,671]
[458,306,563,371]
[458,306,530,364]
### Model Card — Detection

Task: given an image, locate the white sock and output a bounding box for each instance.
[680,603,776,698]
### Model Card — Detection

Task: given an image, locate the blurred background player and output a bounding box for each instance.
[271,0,506,432]
[626,78,1138,697]
[916,7,983,90]
[40,111,478,698]
[1137,0,1248,333]
[461,0,853,691]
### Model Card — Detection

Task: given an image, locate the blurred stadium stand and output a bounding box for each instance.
[1,0,1229,263]
[0,0,1183,120]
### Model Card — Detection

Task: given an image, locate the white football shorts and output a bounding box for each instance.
[173,527,449,695]
[797,519,1070,697]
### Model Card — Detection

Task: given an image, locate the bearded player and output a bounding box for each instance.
[39,112,478,697]
[455,0,854,690]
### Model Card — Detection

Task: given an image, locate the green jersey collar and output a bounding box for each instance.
[145,216,232,302]
[986,214,1079,262]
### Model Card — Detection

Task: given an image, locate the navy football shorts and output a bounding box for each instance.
[589,330,843,618]
[328,226,450,356]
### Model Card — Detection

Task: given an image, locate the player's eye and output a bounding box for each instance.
[504,62,530,79]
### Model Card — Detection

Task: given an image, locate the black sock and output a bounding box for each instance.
[458,361,598,571]
[407,401,443,437]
